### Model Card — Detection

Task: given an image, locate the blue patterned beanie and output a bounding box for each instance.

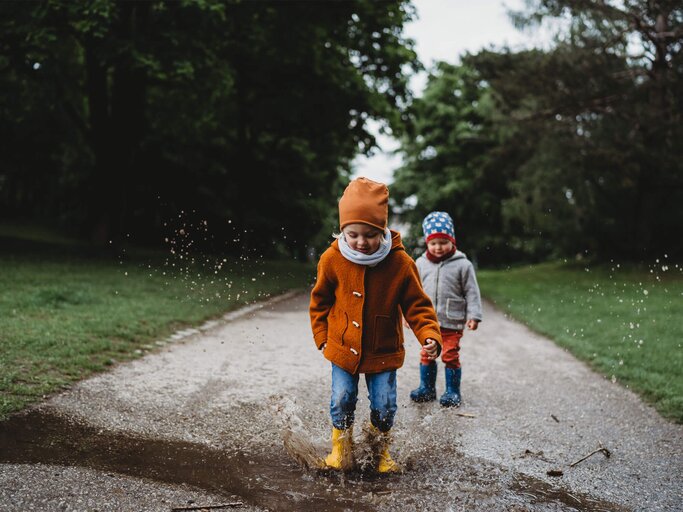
[422,211,456,243]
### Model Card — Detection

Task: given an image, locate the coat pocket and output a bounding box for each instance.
[373,315,399,353]
[446,297,467,321]
[328,308,348,346]
[338,312,349,346]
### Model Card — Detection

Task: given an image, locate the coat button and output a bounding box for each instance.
[352,321,360,328]
[353,291,362,297]
[350,348,358,355]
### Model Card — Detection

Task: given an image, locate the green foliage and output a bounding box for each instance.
[0,238,313,419]
[0,0,418,256]
[393,0,683,263]
[392,61,517,263]
[478,261,683,422]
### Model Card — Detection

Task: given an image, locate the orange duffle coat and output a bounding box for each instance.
[309,230,442,375]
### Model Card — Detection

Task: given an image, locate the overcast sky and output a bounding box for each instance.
[352,0,551,184]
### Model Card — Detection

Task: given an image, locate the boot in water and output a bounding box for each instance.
[366,424,400,473]
[324,426,355,471]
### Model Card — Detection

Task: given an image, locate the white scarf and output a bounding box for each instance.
[338,228,392,266]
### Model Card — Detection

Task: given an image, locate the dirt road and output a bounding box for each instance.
[1,292,681,511]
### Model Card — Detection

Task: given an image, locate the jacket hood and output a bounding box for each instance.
[331,229,405,253]
[448,249,466,260]
[389,229,404,251]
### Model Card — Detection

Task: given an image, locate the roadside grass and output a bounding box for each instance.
[0,237,314,420]
[477,261,683,423]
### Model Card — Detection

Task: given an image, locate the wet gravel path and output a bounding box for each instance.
[1,292,681,511]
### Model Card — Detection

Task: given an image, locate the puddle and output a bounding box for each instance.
[0,408,381,511]
[510,474,630,512]
[0,408,629,511]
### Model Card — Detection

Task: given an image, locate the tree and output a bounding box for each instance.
[0,0,419,257]
[502,0,683,260]
[393,0,683,263]
[392,62,520,264]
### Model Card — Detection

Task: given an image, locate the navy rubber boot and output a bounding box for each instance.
[439,367,462,407]
[409,362,437,402]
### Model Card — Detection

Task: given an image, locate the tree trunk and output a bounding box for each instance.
[84,2,149,246]
[85,38,114,246]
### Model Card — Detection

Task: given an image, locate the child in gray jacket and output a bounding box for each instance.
[410,211,482,407]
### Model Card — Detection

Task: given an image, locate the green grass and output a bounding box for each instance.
[0,238,313,419]
[478,261,683,423]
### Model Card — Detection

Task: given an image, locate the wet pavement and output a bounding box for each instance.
[1,293,681,511]
[0,407,628,512]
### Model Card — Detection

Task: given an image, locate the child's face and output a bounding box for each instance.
[427,238,454,257]
[343,223,383,255]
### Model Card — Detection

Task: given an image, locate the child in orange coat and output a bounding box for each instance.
[309,177,442,473]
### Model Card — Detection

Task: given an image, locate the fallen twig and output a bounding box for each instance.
[456,412,476,418]
[551,414,560,423]
[546,468,564,477]
[569,445,611,467]
[171,503,243,511]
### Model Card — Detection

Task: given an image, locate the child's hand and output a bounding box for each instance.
[467,319,480,331]
[423,338,440,360]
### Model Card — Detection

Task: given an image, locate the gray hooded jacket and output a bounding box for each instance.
[416,250,483,331]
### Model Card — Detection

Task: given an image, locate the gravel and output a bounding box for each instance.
[1,292,681,511]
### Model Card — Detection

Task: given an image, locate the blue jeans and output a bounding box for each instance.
[330,363,397,432]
